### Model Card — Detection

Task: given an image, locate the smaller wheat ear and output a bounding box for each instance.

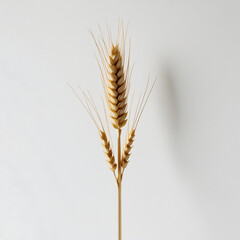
[68,83,117,178]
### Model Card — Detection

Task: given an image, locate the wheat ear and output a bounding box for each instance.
[121,77,156,170]
[121,129,135,169]
[90,25,130,130]
[68,84,117,177]
[100,130,117,172]
[107,44,128,129]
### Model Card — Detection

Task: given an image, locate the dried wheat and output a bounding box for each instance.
[69,23,156,240]
[121,77,156,170]
[121,129,135,169]
[68,83,117,175]
[107,44,128,129]
[90,25,130,130]
[100,130,117,172]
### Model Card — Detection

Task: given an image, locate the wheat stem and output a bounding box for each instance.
[117,128,122,240]
[118,181,122,240]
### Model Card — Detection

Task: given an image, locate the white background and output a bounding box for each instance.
[0,0,240,240]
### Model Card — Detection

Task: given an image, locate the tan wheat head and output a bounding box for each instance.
[100,130,117,172]
[107,44,128,129]
[90,25,131,131]
[121,129,135,169]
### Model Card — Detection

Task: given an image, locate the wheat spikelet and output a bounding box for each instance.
[107,44,128,129]
[100,130,117,172]
[121,129,135,169]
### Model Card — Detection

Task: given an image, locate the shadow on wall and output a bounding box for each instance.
[157,61,240,240]
[156,62,213,237]
[158,62,207,179]
[157,64,183,162]
[157,62,207,175]
[159,65,180,136]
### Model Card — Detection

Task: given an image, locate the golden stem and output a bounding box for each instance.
[117,128,122,240]
[118,182,122,240]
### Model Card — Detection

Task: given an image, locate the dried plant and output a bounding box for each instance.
[69,22,156,240]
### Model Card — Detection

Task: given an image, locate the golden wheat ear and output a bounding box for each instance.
[107,44,128,129]
[68,83,117,178]
[121,77,157,170]
[121,129,135,169]
[100,130,117,172]
[90,24,131,130]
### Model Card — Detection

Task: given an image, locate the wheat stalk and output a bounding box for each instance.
[68,22,156,240]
